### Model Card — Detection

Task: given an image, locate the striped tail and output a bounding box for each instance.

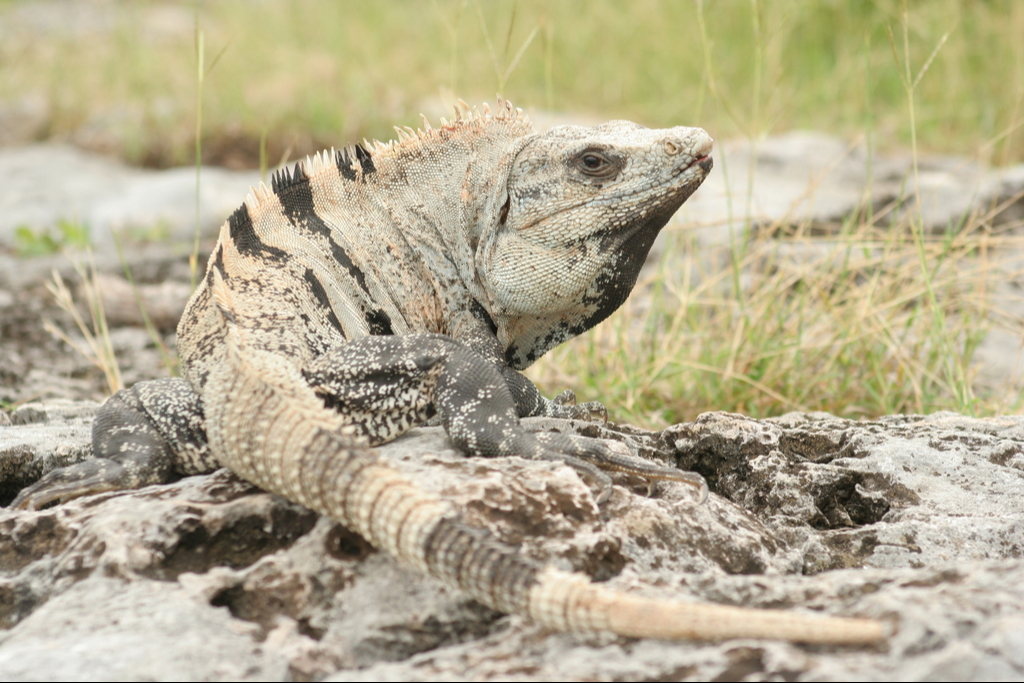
[203,269,888,645]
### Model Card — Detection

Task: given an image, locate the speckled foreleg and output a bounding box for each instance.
[297,333,703,501]
[460,327,608,423]
[401,335,706,502]
[10,377,213,510]
[301,336,446,445]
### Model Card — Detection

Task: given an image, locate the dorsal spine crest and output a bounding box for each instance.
[270,160,309,195]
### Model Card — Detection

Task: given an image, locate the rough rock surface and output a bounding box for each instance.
[3,407,1024,680]
[0,144,259,250]
[0,400,96,507]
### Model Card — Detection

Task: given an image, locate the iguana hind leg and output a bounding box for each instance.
[10,377,213,510]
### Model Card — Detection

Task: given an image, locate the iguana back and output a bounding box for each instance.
[179,105,532,395]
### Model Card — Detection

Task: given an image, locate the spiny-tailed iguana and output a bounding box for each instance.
[12,99,886,644]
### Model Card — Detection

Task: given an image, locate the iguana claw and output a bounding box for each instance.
[547,390,608,423]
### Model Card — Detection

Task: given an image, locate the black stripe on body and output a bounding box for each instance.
[302,269,345,335]
[212,244,226,280]
[228,204,290,262]
[470,300,498,336]
[354,144,376,175]
[365,309,394,336]
[335,145,376,180]
[273,161,394,336]
[271,161,309,194]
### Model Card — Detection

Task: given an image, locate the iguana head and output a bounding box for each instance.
[479,119,713,369]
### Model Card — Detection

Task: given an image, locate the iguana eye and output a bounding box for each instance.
[574,150,619,179]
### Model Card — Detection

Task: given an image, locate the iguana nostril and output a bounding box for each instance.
[664,140,681,155]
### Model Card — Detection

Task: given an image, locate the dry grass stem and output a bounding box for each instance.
[44,259,124,395]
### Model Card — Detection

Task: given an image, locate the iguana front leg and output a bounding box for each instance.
[10,378,213,509]
[454,321,607,422]
[501,370,608,422]
[305,334,706,503]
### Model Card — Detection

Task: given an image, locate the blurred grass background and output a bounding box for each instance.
[2,0,1023,425]
[1,0,1021,167]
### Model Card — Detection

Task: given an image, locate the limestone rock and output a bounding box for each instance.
[0,144,259,251]
[3,408,1024,680]
[0,400,96,506]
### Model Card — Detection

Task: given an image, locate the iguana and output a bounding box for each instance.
[11,99,886,644]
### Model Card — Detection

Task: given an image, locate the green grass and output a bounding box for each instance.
[13,219,90,257]
[3,0,1023,424]
[526,219,1019,428]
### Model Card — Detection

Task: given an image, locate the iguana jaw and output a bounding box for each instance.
[478,121,713,369]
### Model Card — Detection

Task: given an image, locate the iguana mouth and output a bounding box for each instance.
[513,149,713,236]
[678,144,713,173]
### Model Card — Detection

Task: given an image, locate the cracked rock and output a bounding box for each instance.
[3,409,1024,679]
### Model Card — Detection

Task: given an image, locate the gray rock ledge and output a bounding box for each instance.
[2,407,1024,680]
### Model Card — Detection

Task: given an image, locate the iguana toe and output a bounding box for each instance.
[10,459,150,510]
[530,431,708,504]
[546,391,608,423]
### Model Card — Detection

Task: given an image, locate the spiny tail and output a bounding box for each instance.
[203,270,888,645]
